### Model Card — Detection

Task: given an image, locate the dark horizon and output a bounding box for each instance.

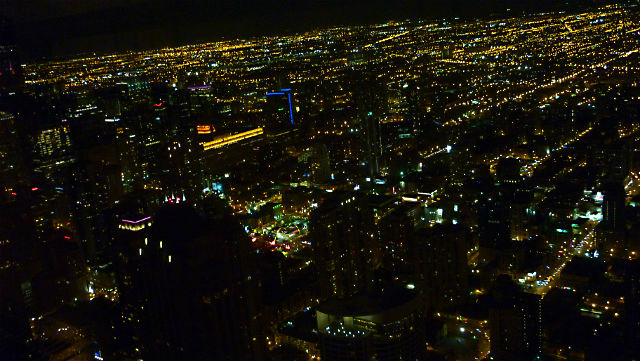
[2,0,627,60]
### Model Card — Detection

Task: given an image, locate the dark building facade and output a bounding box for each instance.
[311,192,380,299]
[489,276,542,361]
[113,201,263,360]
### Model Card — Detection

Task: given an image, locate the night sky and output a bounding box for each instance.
[1,0,621,59]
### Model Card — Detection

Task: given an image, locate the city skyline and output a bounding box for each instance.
[2,0,628,58]
[2,1,640,361]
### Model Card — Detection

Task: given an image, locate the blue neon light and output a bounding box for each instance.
[266,90,294,124]
[287,93,294,125]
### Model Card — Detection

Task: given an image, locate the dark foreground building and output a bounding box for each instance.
[489,276,542,361]
[114,200,263,360]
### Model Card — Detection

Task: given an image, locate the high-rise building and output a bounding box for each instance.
[40,230,90,304]
[489,276,542,361]
[411,224,470,312]
[310,192,380,299]
[353,80,384,178]
[31,123,75,187]
[73,145,124,263]
[264,89,295,133]
[477,190,512,262]
[113,200,263,360]
[111,212,153,358]
[0,45,22,98]
[377,202,424,274]
[0,46,29,203]
[309,143,331,184]
[510,191,533,241]
[0,201,39,361]
[496,157,522,186]
[602,182,626,232]
[0,111,29,202]
[596,182,627,258]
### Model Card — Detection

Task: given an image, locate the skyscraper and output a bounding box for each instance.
[353,80,384,178]
[310,192,379,299]
[377,202,424,274]
[602,182,626,232]
[411,224,470,312]
[265,89,295,134]
[309,143,331,184]
[114,200,263,360]
[597,181,627,258]
[0,45,22,98]
[489,276,542,361]
[0,45,29,203]
[0,201,39,361]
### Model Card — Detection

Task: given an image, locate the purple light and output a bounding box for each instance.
[121,216,151,224]
[187,85,211,90]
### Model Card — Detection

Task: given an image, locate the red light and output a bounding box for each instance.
[31,187,38,191]
[11,192,16,196]
[64,236,71,240]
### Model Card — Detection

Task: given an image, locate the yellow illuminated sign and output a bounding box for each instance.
[200,127,263,150]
